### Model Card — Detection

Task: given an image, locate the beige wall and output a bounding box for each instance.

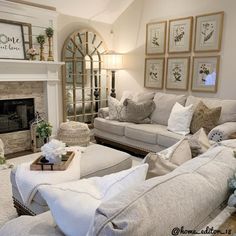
[56,14,112,122]
[113,0,236,100]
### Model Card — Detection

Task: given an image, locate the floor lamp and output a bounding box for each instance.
[103,51,123,98]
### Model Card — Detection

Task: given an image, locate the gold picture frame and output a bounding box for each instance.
[165,57,190,91]
[144,58,165,89]
[168,16,193,53]
[145,21,167,55]
[194,12,224,52]
[191,56,220,93]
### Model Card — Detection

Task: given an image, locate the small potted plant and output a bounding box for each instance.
[27,47,38,60]
[36,121,52,144]
[36,34,46,61]
[45,27,54,61]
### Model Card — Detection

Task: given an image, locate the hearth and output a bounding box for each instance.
[0,98,34,134]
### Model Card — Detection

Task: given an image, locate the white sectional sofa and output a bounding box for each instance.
[94,92,236,154]
[1,144,236,235]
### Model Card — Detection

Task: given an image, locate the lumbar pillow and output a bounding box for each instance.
[122,98,155,124]
[151,92,187,126]
[108,96,126,120]
[143,139,191,179]
[167,102,194,135]
[38,164,148,236]
[188,128,211,157]
[190,101,222,134]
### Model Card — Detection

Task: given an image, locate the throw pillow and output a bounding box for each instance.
[38,164,148,236]
[167,102,194,135]
[108,96,126,121]
[132,92,155,103]
[122,98,155,124]
[143,139,191,179]
[188,128,211,158]
[151,92,187,126]
[190,101,222,134]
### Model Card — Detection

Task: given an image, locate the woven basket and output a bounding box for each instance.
[58,121,90,147]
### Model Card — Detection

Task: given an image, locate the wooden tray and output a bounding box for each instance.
[30,151,75,171]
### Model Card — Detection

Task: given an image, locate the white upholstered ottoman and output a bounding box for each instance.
[11,144,132,215]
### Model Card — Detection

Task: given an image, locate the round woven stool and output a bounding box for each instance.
[57,121,90,146]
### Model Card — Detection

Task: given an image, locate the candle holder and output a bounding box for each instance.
[36,34,46,61]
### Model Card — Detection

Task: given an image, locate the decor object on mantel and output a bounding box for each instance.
[103,50,123,98]
[27,48,38,60]
[45,27,54,61]
[0,19,26,60]
[36,34,46,61]
[57,121,90,147]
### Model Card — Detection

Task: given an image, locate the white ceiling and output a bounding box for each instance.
[26,0,135,24]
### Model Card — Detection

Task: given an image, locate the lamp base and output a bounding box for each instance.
[110,70,116,98]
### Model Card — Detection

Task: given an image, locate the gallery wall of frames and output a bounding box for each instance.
[144,11,224,93]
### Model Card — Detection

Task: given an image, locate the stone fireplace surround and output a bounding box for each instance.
[0,59,64,154]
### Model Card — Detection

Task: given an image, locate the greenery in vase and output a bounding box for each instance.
[36,121,52,139]
[0,155,6,165]
[45,27,54,38]
[36,34,46,45]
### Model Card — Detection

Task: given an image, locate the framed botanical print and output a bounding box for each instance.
[144,58,165,89]
[191,56,220,93]
[145,21,167,55]
[166,57,190,90]
[0,19,27,60]
[168,17,193,53]
[194,12,224,52]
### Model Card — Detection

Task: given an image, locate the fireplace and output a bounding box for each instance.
[0,98,34,134]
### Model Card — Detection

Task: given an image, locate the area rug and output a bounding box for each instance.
[0,153,39,228]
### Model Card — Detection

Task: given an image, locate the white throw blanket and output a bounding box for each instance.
[15,146,81,206]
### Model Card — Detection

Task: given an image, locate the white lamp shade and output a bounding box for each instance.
[102,51,123,70]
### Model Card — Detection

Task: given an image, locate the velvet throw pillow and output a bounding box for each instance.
[143,139,192,179]
[190,101,222,134]
[122,98,155,124]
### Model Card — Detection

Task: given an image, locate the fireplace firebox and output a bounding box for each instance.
[0,98,34,134]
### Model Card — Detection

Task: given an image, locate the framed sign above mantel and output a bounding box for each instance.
[0,19,32,60]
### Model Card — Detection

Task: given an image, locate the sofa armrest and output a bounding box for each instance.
[98,107,109,118]
[208,122,236,142]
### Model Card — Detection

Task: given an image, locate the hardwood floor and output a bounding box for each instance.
[5,150,34,159]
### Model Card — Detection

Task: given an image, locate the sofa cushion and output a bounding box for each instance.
[125,124,183,146]
[190,101,221,134]
[91,146,236,236]
[94,117,128,136]
[38,164,148,236]
[186,95,236,125]
[151,92,187,125]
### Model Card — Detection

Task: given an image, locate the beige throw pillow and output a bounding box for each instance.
[144,139,192,179]
[190,101,221,134]
[188,128,211,158]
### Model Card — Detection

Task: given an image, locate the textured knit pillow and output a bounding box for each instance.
[188,128,211,157]
[190,101,221,134]
[122,99,155,124]
[143,139,191,179]
[108,96,126,120]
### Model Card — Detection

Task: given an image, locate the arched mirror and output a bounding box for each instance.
[62,29,108,124]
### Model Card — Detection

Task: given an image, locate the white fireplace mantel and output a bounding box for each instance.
[0,59,65,135]
[0,59,64,81]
